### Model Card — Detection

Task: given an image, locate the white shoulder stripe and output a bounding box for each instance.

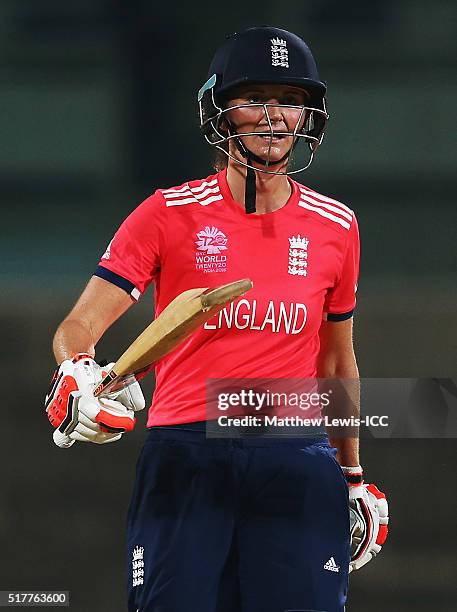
[165,196,198,206]
[298,200,351,230]
[198,194,223,206]
[299,186,353,214]
[162,178,218,195]
[165,194,223,207]
[300,194,353,222]
[162,178,222,207]
[163,185,220,200]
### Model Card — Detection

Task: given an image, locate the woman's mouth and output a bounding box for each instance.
[257,134,287,141]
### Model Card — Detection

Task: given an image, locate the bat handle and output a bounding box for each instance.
[93,370,117,397]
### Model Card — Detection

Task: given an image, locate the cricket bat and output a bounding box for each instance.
[93,278,253,397]
[52,278,252,447]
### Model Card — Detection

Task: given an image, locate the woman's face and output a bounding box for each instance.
[225,84,309,167]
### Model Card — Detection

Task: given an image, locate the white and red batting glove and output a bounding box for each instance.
[45,353,145,448]
[342,466,389,572]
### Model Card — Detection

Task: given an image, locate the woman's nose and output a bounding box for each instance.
[265,101,283,122]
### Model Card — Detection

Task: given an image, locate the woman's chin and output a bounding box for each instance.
[253,148,289,165]
[230,142,291,169]
[251,139,292,163]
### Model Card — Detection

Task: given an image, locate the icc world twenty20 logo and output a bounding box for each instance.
[195,226,228,273]
[195,226,228,254]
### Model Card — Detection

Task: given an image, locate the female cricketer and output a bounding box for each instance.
[46,26,389,612]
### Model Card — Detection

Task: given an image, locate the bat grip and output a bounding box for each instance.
[93,371,117,397]
[94,369,149,398]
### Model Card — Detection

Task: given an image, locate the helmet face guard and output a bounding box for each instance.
[198,73,328,175]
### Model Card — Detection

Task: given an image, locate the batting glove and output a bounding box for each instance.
[342,466,389,572]
[45,353,145,448]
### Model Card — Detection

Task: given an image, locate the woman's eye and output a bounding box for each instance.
[247,95,261,103]
[282,96,301,105]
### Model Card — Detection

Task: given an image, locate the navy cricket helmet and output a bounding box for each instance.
[207,26,326,105]
[197,26,329,212]
[198,26,328,161]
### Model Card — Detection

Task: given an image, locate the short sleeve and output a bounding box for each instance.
[324,214,360,321]
[94,190,166,301]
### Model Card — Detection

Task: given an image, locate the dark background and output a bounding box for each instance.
[1,1,456,610]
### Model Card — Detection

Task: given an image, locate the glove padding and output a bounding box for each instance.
[45,354,145,448]
[349,483,389,572]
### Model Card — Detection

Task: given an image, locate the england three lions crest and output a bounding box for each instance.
[271,37,289,68]
[132,546,144,587]
[288,235,309,277]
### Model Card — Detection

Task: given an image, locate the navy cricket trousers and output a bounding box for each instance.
[127,423,350,612]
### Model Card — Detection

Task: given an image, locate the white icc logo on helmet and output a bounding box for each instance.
[288,234,309,277]
[270,37,289,68]
[195,226,228,274]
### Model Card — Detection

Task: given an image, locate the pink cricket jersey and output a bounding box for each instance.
[95,169,359,426]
